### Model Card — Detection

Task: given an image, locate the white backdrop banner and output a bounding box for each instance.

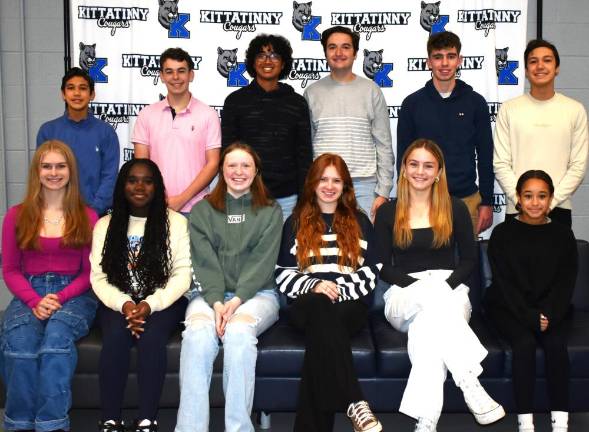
[70,0,527,237]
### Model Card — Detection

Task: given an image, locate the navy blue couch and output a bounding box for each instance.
[1,241,588,419]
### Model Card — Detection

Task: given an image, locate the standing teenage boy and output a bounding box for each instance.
[37,67,119,215]
[494,39,588,227]
[221,34,312,219]
[133,47,221,214]
[397,31,494,235]
[304,26,394,220]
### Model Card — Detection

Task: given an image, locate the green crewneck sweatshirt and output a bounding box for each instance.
[189,193,283,306]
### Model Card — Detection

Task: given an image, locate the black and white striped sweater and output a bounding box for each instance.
[275,212,381,303]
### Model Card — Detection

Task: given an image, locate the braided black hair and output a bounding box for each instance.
[100,159,171,297]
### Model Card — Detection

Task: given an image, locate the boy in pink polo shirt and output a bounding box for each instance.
[133,47,221,213]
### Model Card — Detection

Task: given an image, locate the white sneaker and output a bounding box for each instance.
[414,417,437,432]
[346,400,382,432]
[460,378,505,425]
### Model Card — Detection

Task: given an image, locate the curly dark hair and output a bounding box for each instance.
[100,158,171,298]
[245,34,293,80]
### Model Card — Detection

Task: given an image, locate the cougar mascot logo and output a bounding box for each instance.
[420,1,440,32]
[495,47,509,77]
[217,48,238,78]
[363,49,383,79]
[79,43,96,71]
[292,1,312,31]
[158,0,178,30]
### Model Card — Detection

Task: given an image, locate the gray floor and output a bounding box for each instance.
[63,409,589,431]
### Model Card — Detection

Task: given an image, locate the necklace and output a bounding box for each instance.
[43,215,63,225]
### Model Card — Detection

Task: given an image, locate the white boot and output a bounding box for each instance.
[551,411,568,432]
[459,376,505,425]
[518,413,534,432]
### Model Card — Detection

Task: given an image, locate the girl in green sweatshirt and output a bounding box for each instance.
[175,143,283,432]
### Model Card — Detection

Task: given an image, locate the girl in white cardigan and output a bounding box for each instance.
[91,159,191,432]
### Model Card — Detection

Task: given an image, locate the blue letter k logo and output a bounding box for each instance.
[89,58,108,83]
[227,63,248,87]
[373,63,393,88]
[498,61,519,85]
[302,16,321,41]
[169,13,190,38]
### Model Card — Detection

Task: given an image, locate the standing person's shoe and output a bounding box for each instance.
[346,400,382,432]
[98,420,125,432]
[459,377,505,425]
[414,417,437,432]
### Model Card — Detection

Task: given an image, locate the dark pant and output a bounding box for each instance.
[98,297,187,421]
[288,293,368,432]
[505,207,572,227]
[486,307,570,413]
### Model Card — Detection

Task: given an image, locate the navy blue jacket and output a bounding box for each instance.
[396,79,494,205]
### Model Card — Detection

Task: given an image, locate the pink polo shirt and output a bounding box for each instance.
[132,96,221,212]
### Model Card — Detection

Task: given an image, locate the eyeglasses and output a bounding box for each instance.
[255,52,281,62]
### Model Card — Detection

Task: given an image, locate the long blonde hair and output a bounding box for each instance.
[394,139,452,249]
[16,140,91,249]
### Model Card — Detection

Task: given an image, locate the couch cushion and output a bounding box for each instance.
[371,312,505,378]
[256,316,376,377]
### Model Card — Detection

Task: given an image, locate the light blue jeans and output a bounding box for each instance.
[0,273,97,431]
[353,177,377,218]
[175,290,279,432]
[276,194,297,221]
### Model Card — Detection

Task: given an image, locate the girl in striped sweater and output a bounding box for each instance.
[275,153,382,432]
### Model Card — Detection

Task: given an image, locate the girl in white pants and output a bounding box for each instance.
[374,139,505,431]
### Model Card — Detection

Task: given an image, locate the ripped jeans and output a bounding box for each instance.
[0,273,97,432]
[175,290,279,432]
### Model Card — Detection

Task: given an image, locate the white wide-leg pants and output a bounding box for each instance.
[383,270,488,421]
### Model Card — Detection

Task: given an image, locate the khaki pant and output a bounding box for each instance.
[460,191,481,238]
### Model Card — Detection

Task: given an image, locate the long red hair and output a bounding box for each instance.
[16,140,92,249]
[293,153,362,270]
[394,139,452,248]
[207,142,273,212]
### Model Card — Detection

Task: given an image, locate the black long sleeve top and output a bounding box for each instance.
[374,197,476,288]
[221,80,313,198]
[484,218,577,331]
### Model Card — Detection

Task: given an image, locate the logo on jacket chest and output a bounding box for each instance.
[228,214,246,224]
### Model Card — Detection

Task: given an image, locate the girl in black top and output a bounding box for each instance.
[374,139,504,431]
[485,170,577,432]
